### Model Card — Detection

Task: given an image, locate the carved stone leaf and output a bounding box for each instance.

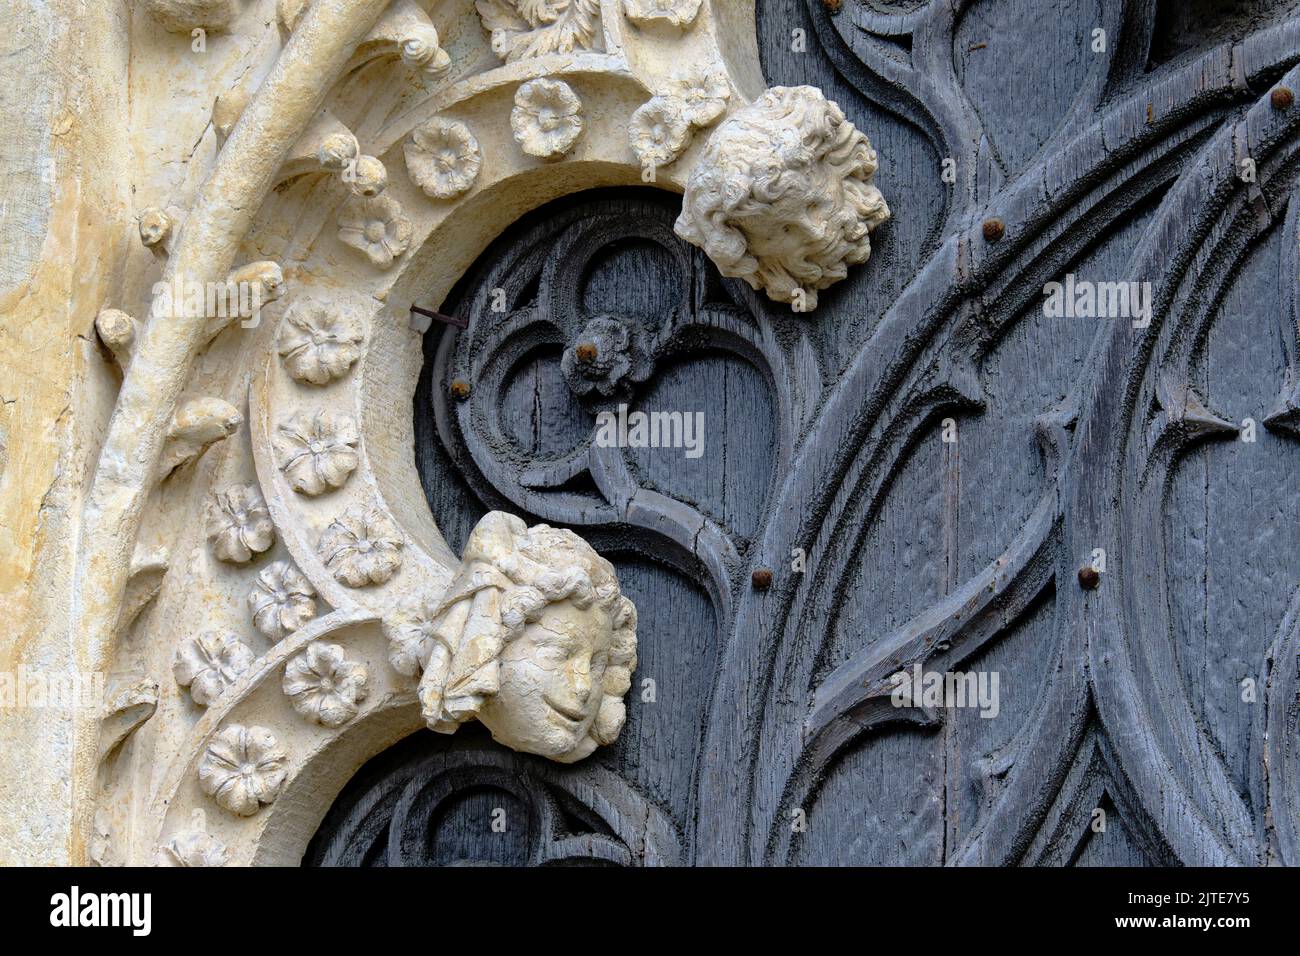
[476,0,602,63]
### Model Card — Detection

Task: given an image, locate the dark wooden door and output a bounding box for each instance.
[308,0,1300,866]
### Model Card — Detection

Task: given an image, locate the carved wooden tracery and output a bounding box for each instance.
[84,0,1300,867]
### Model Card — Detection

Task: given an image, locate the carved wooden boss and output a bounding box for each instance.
[86,0,1300,867]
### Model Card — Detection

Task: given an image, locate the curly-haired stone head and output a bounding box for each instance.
[673,85,890,310]
[415,511,637,763]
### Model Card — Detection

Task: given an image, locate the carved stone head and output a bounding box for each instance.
[417,512,637,763]
[674,85,891,310]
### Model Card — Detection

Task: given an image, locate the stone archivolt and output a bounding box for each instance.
[64,0,888,866]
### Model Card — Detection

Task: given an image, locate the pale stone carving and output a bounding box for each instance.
[138,207,173,249]
[94,308,139,369]
[160,397,243,476]
[142,0,242,33]
[630,67,729,170]
[277,301,366,385]
[98,676,159,763]
[623,0,702,29]
[248,561,317,640]
[674,85,891,309]
[274,410,359,496]
[476,0,602,63]
[207,484,275,563]
[173,631,255,707]
[318,507,404,587]
[667,67,730,128]
[283,641,369,727]
[405,118,483,200]
[337,194,412,268]
[399,25,452,76]
[156,810,228,867]
[383,595,441,677]
[198,725,288,816]
[511,78,584,159]
[629,97,690,168]
[345,155,389,198]
[415,512,638,764]
[281,0,452,77]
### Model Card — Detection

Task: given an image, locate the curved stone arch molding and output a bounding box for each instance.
[148,607,407,866]
[149,602,683,866]
[249,289,457,615]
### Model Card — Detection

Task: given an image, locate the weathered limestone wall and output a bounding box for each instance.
[0,0,131,865]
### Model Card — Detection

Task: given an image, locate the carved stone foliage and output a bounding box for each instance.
[207,484,275,564]
[156,810,228,867]
[249,561,318,640]
[142,0,242,33]
[476,0,602,63]
[674,86,890,310]
[174,631,255,707]
[405,119,483,200]
[337,194,412,269]
[283,641,369,728]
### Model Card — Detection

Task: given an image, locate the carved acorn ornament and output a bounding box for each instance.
[674,85,890,310]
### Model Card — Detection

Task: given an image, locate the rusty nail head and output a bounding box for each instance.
[1078,565,1101,590]
[1272,87,1294,110]
[450,379,471,401]
[982,218,1005,242]
[752,568,773,590]
[575,342,598,363]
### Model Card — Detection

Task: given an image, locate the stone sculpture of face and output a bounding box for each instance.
[411,511,636,764]
[477,598,615,763]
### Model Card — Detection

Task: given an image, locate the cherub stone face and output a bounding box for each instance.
[477,599,614,763]
[410,511,637,764]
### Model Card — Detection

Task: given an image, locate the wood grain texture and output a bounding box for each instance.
[308,0,1300,866]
